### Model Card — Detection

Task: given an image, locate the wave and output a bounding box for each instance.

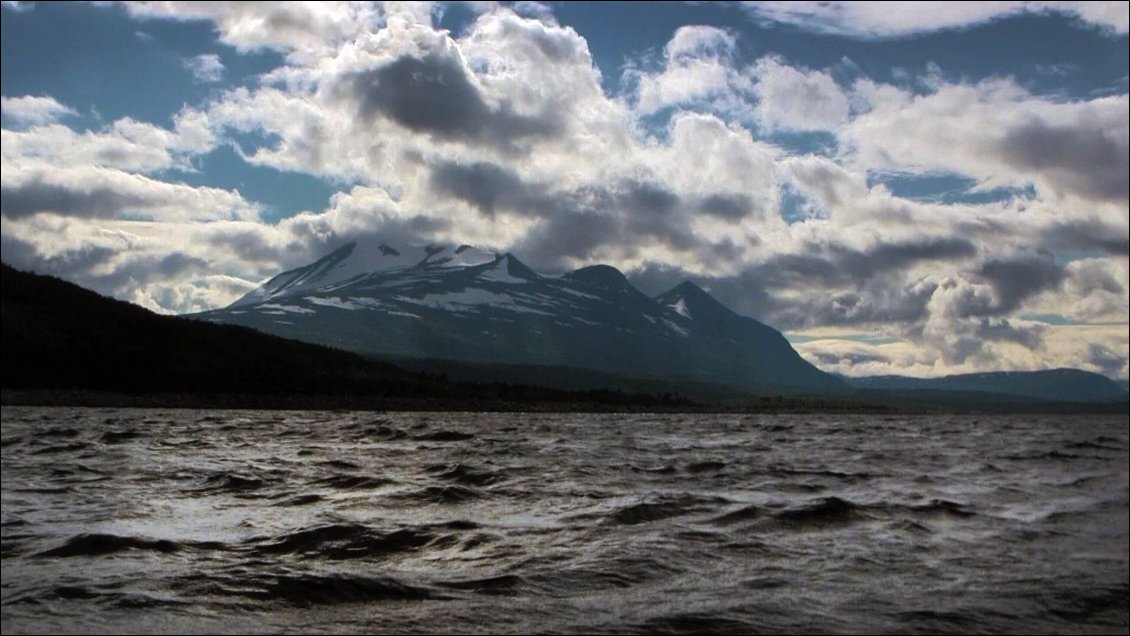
[360,425,408,440]
[712,504,763,526]
[686,461,727,473]
[1044,583,1129,622]
[271,494,324,507]
[100,430,142,444]
[1066,439,1125,452]
[426,463,501,487]
[250,524,444,560]
[774,496,862,529]
[30,443,88,455]
[440,574,527,596]
[197,473,269,494]
[311,474,394,490]
[907,499,976,518]
[37,533,224,558]
[416,430,476,442]
[403,485,484,504]
[233,573,437,606]
[40,427,81,438]
[622,612,756,635]
[608,494,729,526]
[317,459,362,471]
[768,467,874,482]
[526,559,674,594]
[631,464,677,474]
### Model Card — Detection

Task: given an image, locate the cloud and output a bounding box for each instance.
[427,159,703,262]
[121,1,387,54]
[1,163,259,222]
[977,255,1067,314]
[184,53,225,82]
[0,1,34,13]
[2,109,216,172]
[1038,219,1130,256]
[340,50,561,147]
[1,96,77,127]
[429,160,544,217]
[632,25,754,119]
[996,115,1128,204]
[697,193,755,220]
[753,57,851,132]
[741,1,1129,38]
[843,80,1129,206]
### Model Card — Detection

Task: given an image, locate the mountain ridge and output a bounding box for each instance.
[197,240,842,393]
[845,368,1126,404]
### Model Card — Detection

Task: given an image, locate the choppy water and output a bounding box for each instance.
[1,407,1127,634]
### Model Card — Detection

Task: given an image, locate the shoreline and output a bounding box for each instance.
[4,388,1126,415]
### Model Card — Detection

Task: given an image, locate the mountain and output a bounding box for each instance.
[846,369,1127,404]
[194,241,842,393]
[0,262,693,410]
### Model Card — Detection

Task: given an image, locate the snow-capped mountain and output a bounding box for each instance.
[194,241,841,393]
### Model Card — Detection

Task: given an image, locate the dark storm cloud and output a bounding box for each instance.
[972,317,1043,348]
[1040,220,1130,256]
[941,317,1047,365]
[619,180,699,252]
[343,52,561,147]
[978,255,1066,314]
[430,160,702,260]
[1,177,150,219]
[998,119,1129,203]
[697,193,754,220]
[761,277,940,329]
[620,181,679,216]
[867,238,979,269]
[429,161,550,217]
[518,209,624,266]
[750,237,977,290]
[204,227,300,266]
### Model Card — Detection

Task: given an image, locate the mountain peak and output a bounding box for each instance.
[476,253,538,283]
[563,264,630,289]
[656,280,734,319]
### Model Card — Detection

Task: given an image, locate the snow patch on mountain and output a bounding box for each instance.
[308,296,363,310]
[259,303,315,314]
[669,298,691,319]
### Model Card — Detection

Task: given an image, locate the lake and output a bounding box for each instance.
[1,407,1127,633]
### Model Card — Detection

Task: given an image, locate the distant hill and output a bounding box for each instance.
[0,263,447,397]
[845,369,1127,404]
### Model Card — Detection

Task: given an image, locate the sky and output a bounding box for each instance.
[1,1,1127,380]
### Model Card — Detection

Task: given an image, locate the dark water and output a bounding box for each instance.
[2,407,1127,634]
